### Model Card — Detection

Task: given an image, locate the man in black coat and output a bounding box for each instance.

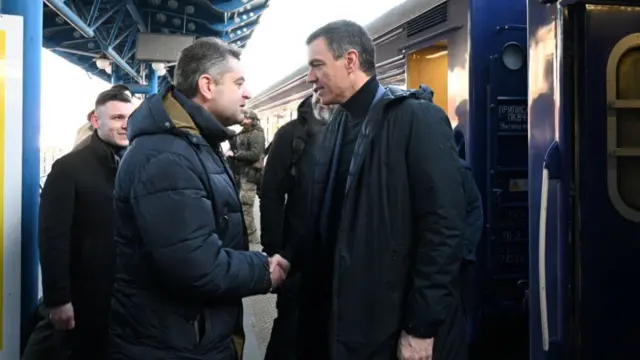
[271,20,467,360]
[108,37,286,360]
[27,89,134,360]
[260,93,333,360]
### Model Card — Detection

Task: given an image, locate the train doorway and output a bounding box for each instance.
[406,41,449,112]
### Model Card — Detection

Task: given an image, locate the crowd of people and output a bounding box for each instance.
[26,18,482,360]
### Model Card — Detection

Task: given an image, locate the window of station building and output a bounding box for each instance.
[606,34,640,222]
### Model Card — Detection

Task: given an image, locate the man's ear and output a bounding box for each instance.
[197,74,216,101]
[343,49,359,73]
[89,112,99,129]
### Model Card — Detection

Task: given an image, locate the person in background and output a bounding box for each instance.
[271,20,467,360]
[73,110,95,149]
[226,128,242,192]
[260,92,334,360]
[226,110,265,245]
[25,89,133,360]
[74,85,133,149]
[108,37,287,360]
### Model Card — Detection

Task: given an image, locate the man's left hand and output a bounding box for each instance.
[397,331,434,360]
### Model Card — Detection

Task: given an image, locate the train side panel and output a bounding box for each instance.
[529,1,640,359]
[467,0,530,358]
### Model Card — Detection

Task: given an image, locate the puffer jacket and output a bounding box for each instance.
[108,86,272,360]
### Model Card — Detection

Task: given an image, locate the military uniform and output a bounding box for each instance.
[234,111,265,244]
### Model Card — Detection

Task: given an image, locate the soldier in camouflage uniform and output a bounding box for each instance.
[227,110,265,244]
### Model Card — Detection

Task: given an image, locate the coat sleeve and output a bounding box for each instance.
[260,123,295,256]
[234,130,265,163]
[130,152,272,300]
[403,101,466,339]
[461,164,484,260]
[39,157,76,307]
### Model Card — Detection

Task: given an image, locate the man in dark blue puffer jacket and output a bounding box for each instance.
[108,38,287,360]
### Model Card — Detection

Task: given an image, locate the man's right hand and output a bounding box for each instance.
[49,302,75,330]
[268,254,291,291]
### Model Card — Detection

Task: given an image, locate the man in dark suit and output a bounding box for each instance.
[24,89,134,360]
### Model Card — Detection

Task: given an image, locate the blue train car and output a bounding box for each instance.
[527,1,640,359]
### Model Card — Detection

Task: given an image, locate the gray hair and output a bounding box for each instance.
[306,20,376,76]
[174,37,241,99]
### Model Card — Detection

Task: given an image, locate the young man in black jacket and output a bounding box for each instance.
[25,89,133,360]
[260,93,333,360]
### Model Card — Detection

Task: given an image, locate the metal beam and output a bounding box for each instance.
[44,0,141,82]
[220,23,257,42]
[126,0,148,32]
[43,0,95,38]
[91,1,126,30]
[108,7,127,45]
[87,0,102,26]
[210,6,267,32]
[127,64,159,95]
[210,0,258,12]
[112,26,135,48]
[53,47,99,57]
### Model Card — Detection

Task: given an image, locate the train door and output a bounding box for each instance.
[570,3,640,359]
[479,26,529,359]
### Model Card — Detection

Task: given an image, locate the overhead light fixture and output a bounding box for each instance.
[151,62,167,76]
[95,53,112,70]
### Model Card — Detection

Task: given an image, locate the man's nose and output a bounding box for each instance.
[122,118,129,129]
[242,87,252,100]
[306,69,318,84]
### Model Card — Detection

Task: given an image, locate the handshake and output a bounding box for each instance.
[268,254,290,291]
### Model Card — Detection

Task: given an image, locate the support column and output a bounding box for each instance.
[127,63,159,95]
[1,0,42,352]
[111,64,122,85]
[148,63,159,95]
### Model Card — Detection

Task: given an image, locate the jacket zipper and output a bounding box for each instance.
[193,314,201,344]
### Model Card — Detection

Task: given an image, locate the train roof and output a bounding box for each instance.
[248,0,440,109]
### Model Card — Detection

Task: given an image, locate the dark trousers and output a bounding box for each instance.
[265,275,300,360]
[22,301,109,360]
[460,260,477,342]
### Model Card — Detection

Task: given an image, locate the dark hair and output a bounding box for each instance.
[94,89,132,110]
[110,84,130,93]
[306,20,376,76]
[174,37,242,99]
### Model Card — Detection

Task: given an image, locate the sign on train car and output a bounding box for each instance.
[497,98,527,132]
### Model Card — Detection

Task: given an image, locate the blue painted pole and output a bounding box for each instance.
[1,0,42,351]
[111,64,122,85]
[148,63,159,95]
[127,64,159,95]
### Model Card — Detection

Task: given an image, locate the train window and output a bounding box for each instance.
[606,34,640,222]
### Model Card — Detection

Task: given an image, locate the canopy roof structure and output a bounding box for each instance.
[43,0,270,90]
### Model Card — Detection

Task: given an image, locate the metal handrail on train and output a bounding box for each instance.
[538,164,550,351]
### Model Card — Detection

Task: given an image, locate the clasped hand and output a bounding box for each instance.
[397,331,433,360]
[268,254,290,291]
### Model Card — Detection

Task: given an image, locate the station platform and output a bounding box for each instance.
[241,198,277,358]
